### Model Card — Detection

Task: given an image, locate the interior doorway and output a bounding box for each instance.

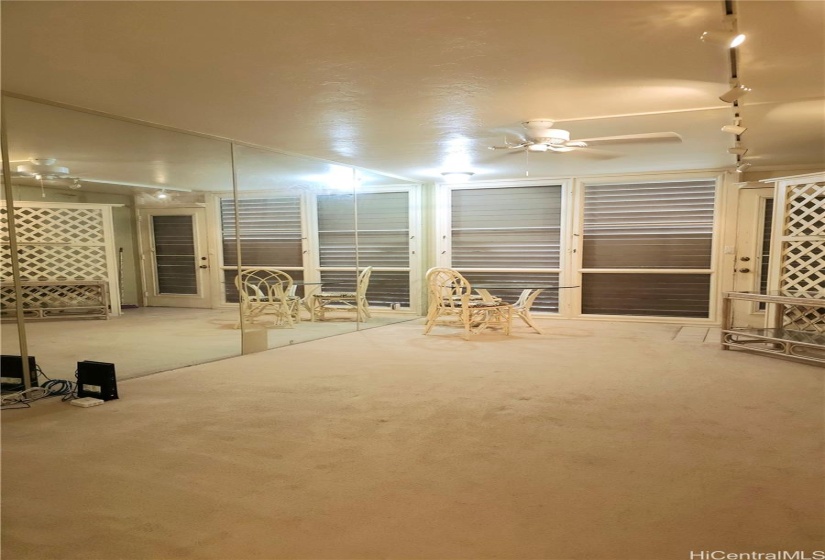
[138,208,212,308]
[731,186,775,328]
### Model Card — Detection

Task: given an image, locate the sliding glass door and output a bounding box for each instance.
[439,176,721,320]
[444,184,565,312]
[578,179,718,318]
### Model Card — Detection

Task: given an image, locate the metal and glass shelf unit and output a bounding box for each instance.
[721,291,825,366]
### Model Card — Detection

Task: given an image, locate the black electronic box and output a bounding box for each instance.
[76,361,118,401]
[1,355,38,391]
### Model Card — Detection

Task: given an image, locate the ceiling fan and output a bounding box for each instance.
[8,158,83,189]
[4,157,191,194]
[488,119,682,154]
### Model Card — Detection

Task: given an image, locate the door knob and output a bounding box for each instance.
[738,268,751,273]
[199,265,208,269]
[740,256,751,261]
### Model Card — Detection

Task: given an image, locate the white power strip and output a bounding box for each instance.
[70,397,105,408]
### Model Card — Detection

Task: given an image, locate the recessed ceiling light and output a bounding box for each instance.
[440,171,475,183]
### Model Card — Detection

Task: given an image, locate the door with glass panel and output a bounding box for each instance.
[317,190,414,314]
[731,186,775,328]
[577,179,718,319]
[139,208,212,308]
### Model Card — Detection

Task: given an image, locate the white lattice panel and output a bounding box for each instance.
[783,305,825,334]
[0,207,105,244]
[0,203,120,314]
[784,182,825,237]
[1,283,105,309]
[780,241,825,292]
[10,245,109,281]
[777,177,825,333]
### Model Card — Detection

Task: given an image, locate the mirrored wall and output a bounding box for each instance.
[1,95,421,385]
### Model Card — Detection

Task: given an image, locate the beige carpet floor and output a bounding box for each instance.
[0,307,416,380]
[2,319,823,559]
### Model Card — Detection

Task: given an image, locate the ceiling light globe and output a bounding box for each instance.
[440,171,474,184]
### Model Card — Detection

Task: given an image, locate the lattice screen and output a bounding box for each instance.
[777,178,825,332]
[1,206,108,281]
[1,203,120,317]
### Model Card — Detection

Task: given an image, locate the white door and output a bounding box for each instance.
[139,208,212,308]
[731,186,775,328]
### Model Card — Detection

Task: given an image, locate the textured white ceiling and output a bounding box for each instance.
[1,1,823,190]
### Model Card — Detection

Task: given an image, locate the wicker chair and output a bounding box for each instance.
[235,269,301,328]
[311,266,373,321]
[423,267,513,340]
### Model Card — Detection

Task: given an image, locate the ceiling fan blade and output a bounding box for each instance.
[81,178,192,192]
[565,147,622,160]
[571,132,682,145]
[488,144,529,151]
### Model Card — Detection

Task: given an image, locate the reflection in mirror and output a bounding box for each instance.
[0,95,240,382]
[231,144,359,351]
[230,144,422,353]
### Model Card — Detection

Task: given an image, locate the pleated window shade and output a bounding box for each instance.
[451,186,563,312]
[220,197,303,267]
[759,198,774,309]
[151,215,198,295]
[581,180,716,318]
[317,192,411,307]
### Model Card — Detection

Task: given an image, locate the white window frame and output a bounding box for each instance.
[570,171,726,324]
[208,184,422,312]
[311,184,423,313]
[436,177,574,316]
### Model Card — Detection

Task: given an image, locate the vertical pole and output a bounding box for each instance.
[1,101,32,390]
[230,143,245,348]
[352,168,361,326]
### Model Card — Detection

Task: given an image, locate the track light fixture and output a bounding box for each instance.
[700,30,746,48]
[736,162,752,173]
[721,123,747,135]
[701,15,746,48]
[728,142,748,156]
[719,83,751,103]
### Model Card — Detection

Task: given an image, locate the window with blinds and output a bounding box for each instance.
[581,179,716,318]
[758,198,774,310]
[152,215,198,295]
[317,191,411,307]
[450,185,563,312]
[219,196,304,301]
[220,197,303,266]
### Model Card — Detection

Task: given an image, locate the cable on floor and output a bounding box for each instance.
[1,366,78,410]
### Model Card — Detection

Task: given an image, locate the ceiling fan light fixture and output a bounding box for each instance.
[440,171,474,183]
[719,83,751,103]
[16,162,70,178]
[534,129,570,145]
[736,162,752,173]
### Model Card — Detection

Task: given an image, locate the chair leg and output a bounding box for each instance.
[461,307,471,341]
[423,302,439,334]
